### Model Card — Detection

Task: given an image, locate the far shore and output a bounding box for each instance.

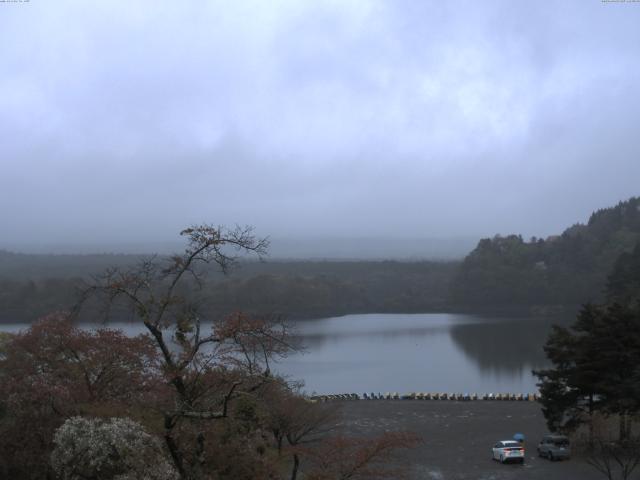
[0,304,580,326]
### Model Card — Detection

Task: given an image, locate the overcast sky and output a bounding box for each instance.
[1,1,639,253]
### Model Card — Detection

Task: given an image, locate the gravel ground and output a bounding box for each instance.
[336,400,604,480]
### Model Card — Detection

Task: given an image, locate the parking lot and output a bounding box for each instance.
[337,400,604,480]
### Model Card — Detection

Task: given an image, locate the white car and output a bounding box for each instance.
[492,440,525,464]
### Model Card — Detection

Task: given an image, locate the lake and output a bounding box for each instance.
[1,313,567,395]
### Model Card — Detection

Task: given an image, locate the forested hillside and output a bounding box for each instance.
[3,197,639,322]
[0,259,457,323]
[0,250,144,280]
[607,240,640,307]
[451,197,640,307]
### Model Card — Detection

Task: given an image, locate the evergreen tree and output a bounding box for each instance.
[607,241,640,308]
[589,304,640,440]
[534,303,640,440]
[534,305,603,434]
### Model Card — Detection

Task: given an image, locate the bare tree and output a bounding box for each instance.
[262,383,339,480]
[578,434,640,480]
[77,225,294,480]
[301,431,421,480]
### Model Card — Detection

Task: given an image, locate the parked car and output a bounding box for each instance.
[492,440,525,464]
[537,434,571,461]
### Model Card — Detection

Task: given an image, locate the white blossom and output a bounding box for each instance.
[51,416,178,480]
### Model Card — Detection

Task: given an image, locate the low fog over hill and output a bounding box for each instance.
[1,237,477,260]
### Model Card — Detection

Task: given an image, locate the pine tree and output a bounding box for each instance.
[534,303,640,440]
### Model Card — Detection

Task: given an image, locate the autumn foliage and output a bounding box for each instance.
[0,313,161,479]
[0,225,420,479]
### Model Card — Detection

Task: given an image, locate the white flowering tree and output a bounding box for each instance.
[51,416,178,480]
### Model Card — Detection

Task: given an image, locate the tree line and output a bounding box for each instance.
[0,257,457,323]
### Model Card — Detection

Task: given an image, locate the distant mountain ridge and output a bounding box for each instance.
[451,196,640,307]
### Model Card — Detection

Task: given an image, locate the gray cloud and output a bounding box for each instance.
[1,0,639,253]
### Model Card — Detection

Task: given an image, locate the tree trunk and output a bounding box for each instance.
[191,432,206,480]
[164,414,186,478]
[589,394,594,445]
[290,453,300,480]
[619,412,628,442]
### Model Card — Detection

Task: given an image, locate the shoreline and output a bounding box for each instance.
[0,304,580,325]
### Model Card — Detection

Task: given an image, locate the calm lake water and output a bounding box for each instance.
[1,313,568,395]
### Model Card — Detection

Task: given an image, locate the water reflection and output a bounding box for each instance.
[1,313,572,395]
[276,313,570,394]
[448,316,570,375]
[294,325,454,349]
